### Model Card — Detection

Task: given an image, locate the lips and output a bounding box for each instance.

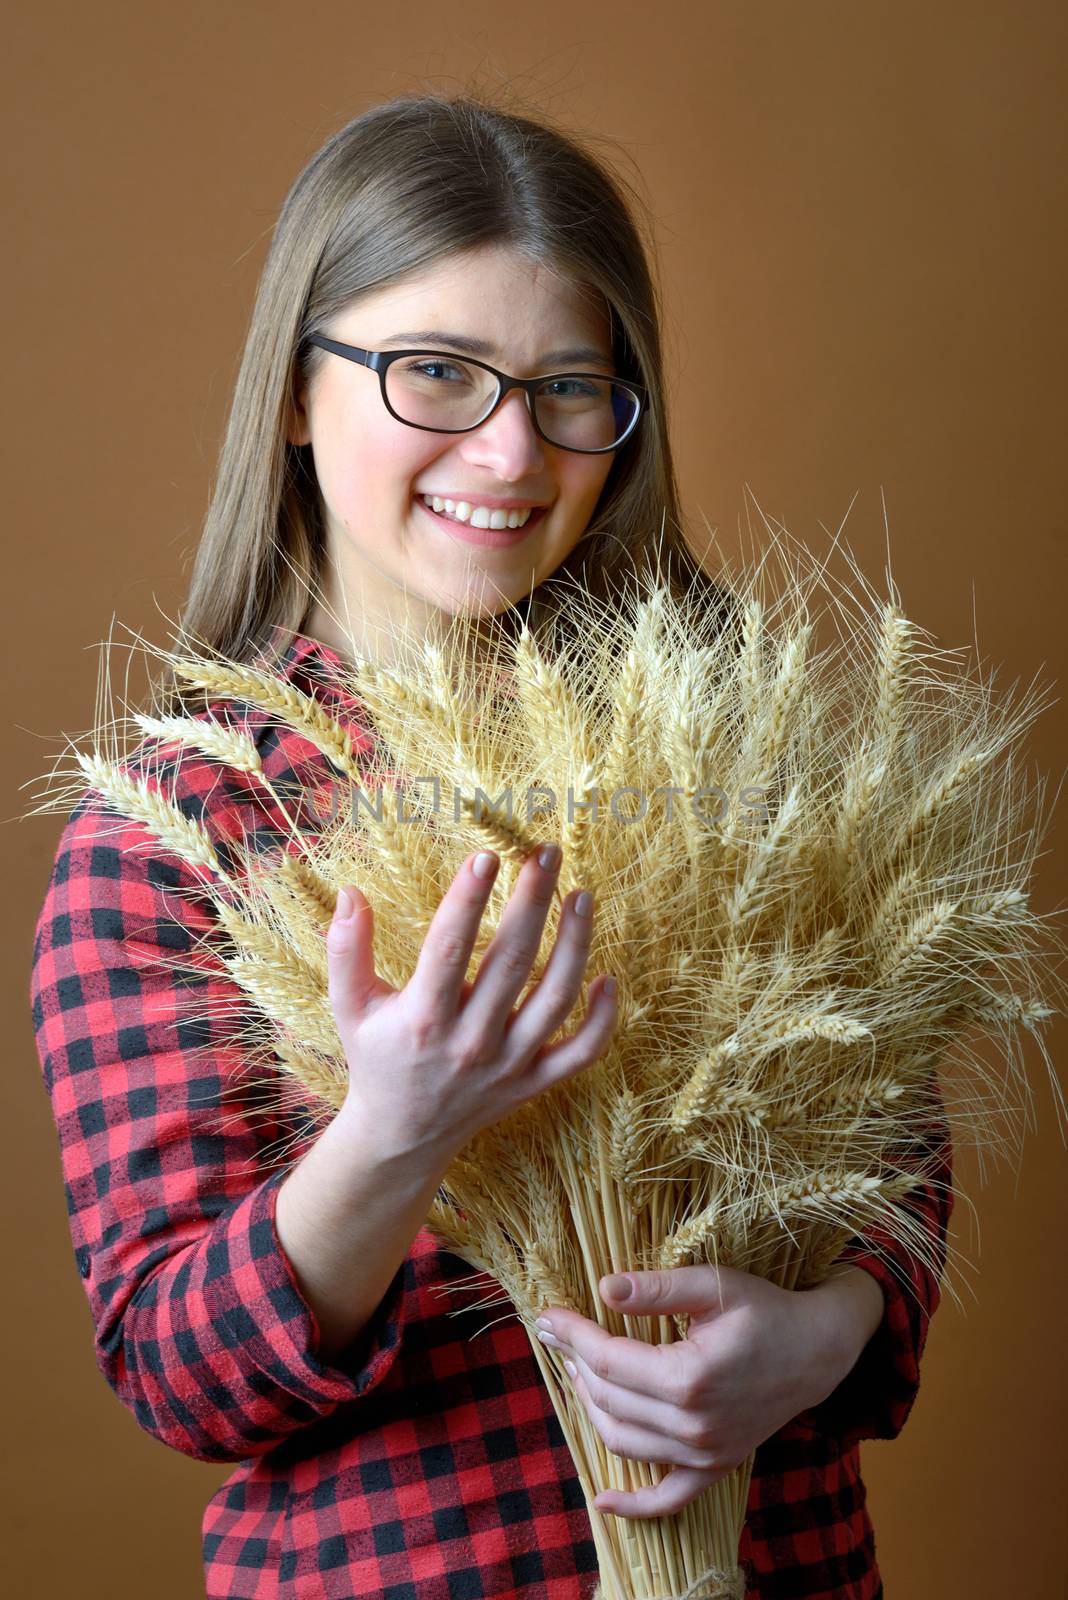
[419,497,547,527]
[415,495,548,547]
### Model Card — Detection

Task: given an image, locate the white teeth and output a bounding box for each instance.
[422,495,534,529]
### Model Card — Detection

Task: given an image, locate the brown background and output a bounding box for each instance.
[5,2,1067,1595]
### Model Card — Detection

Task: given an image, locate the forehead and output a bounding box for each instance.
[334,244,611,357]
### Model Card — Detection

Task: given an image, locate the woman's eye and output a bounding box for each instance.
[544,377,599,398]
[408,360,464,381]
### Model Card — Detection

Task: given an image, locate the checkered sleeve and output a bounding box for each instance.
[794,1090,955,1448]
[29,781,408,1465]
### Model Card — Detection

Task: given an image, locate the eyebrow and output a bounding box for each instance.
[377,330,614,367]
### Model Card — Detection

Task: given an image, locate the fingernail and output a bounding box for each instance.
[538,843,561,871]
[603,976,617,997]
[473,851,498,879]
[535,1317,554,1333]
[336,887,353,919]
[604,1273,632,1299]
[575,890,593,917]
[564,1358,577,1378]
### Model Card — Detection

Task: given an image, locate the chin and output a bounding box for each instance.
[433,578,531,620]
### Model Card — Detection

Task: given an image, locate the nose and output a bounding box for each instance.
[459,386,546,478]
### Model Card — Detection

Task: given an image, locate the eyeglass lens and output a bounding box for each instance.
[385,354,638,450]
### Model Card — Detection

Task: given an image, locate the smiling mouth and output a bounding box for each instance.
[417,494,548,530]
[416,496,549,538]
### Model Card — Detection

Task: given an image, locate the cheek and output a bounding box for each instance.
[563,460,615,524]
[540,468,614,570]
[323,423,437,515]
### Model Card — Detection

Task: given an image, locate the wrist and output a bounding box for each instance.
[334,1096,454,1182]
[801,1265,887,1401]
[831,1265,887,1348]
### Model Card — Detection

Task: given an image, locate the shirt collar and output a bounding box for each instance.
[259,627,363,705]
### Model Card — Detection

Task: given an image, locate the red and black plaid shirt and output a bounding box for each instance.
[30,628,954,1599]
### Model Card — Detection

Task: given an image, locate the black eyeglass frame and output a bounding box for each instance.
[305,335,647,455]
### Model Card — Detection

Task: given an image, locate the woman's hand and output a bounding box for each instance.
[534,1263,886,1518]
[327,845,618,1166]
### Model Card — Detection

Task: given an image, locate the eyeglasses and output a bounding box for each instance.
[305,335,647,455]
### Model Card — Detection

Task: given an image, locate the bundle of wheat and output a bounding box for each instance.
[31,525,1066,1599]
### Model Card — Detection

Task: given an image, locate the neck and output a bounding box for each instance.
[303,601,509,679]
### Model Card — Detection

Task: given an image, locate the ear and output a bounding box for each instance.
[285,371,312,447]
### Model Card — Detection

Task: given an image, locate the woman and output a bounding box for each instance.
[30,92,952,1599]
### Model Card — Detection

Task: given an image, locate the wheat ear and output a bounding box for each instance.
[133,712,310,848]
[171,660,366,784]
[77,753,227,885]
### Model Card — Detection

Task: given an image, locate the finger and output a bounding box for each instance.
[461,844,562,1038]
[325,884,379,1030]
[568,1366,717,1473]
[564,1351,713,1460]
[593,1464,729,1520]
[408,850,500,1019]
[522,974,619,1089]
[502,884,597,1056]
[537,1316,694,1405]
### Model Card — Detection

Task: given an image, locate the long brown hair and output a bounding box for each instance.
[159,90,735,714]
